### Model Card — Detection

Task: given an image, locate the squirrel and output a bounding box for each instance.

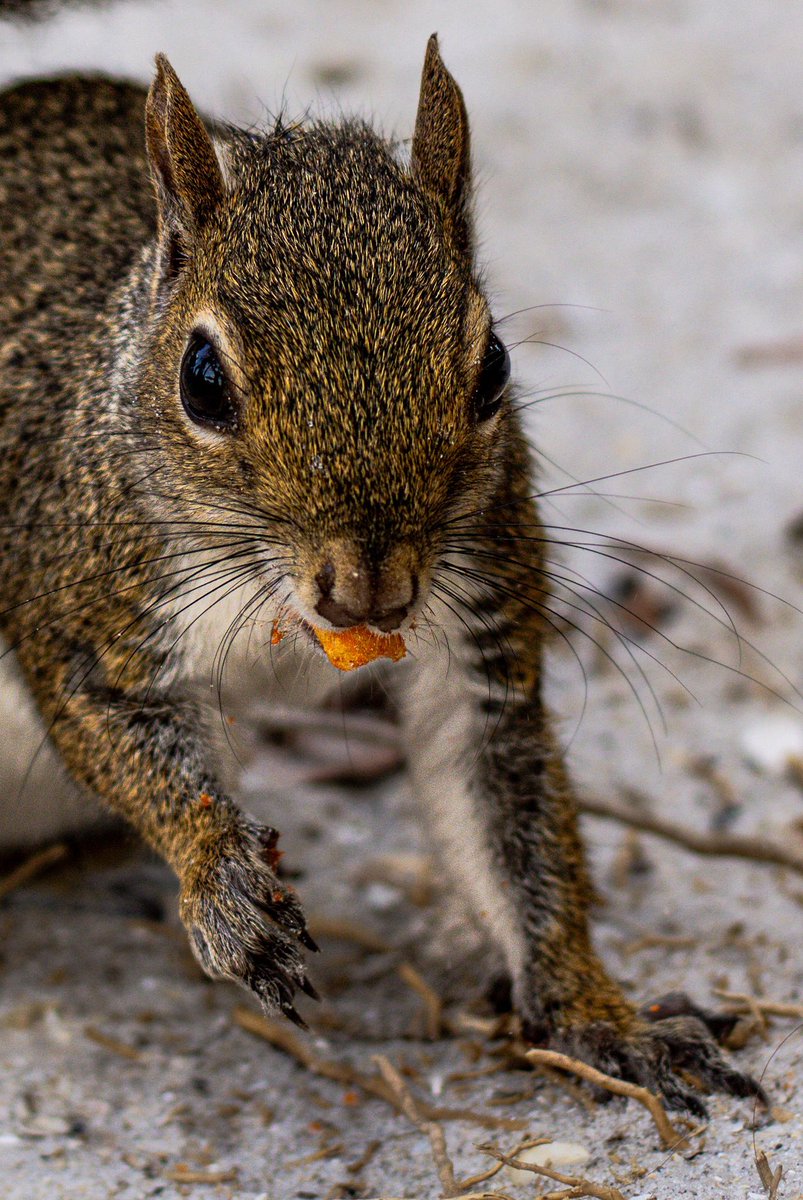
[0,36,763,1115]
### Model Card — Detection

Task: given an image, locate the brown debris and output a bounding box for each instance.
[528,1062,599,1115]
[285,1142,343,1169]
[347,1138,381,1175]
[397,961,444,1039]
[0,843,69,900]
[580,790,803,875]
[163,1165,238,1184]
[307,914,392,953]
[479,1141,627,1200]
[523,1048,690,1150]
[687,755,742,829]
[609,831,652,891]
[233,1005,527,1132]
[755,1147,784,1199]
[374,1054,459,1197]
[606,543,761,624]
[84,1025,142,1061]
[713,989,803,1023]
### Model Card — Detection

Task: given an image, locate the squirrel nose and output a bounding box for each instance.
[313,556,417,632]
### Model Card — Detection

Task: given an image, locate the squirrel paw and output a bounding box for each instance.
[178,819,318,1025]
[543,1012,766,1118]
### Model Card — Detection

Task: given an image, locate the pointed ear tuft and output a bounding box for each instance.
[145,54,225,251]
[411,34,472,254]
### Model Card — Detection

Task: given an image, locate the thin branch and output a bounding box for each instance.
[528,1062,598,1114]
[233,1006,528,1131]
[164,1166,238,1184]
[84,1025,142,1061]
[479,1144,626,1200]
[458,1138,549,1191]
[374,1054,459,1197]
[307,914,392,953]
[397,961,444,1038]
[580,792,803,876]
[0,843,69,900]
[755,1148,784,1199]
[714,990,803,1021]
[523,1048,689,1150]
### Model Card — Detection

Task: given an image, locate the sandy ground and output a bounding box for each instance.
[1,2,802,1197]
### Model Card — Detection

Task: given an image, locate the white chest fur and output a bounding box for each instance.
[0,635,104,847]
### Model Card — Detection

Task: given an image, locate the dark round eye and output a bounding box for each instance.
[473,332,510,422]
[180,334,237,430]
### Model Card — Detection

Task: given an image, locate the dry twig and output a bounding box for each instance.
[347,1138,381,1175]
[285,1143,343,1169]
[445,1012,511,1039]
[755,1148,784,1199]
[84,1025,142,1061]
[523,1048,689,1150]
[458,1137,549,1191]
[360,1194,514,1200]
[307,914,391,953]
[479,1143,626,1200]
[0,843,68,900]
[580,792,803,876]
[527,1061,598,1114]
[714,989,803,1022]
[233,1006,527,1131]
[374,1054,459,1197]
[397,961,443,1038]
[164,1165,238,1184]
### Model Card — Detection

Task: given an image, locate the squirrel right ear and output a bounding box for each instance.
[145,55,225,271]
[411,34,472,254]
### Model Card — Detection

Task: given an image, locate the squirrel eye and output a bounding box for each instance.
[473,332,510,422]
[180,334,237,430]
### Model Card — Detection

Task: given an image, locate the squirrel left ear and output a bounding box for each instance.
[145,55,225,275]
[411,34,472,254]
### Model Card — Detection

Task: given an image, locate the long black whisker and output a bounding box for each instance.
[437,559,661,754]
[443,548,678,721]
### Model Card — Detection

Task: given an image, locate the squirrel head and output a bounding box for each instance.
[132,37,513,639]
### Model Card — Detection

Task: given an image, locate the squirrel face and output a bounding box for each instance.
[132,45,511,636]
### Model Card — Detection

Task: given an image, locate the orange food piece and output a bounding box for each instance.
[313,624,406,671]
[270,620,285,646]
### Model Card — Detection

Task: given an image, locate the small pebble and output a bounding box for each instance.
[17,1114,72,1138]
[740,715,803,776]
[506,1140,590,1184]
[363,882,400,911]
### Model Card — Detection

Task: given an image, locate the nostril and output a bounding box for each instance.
[315,560,336,599]
[372,605,409,633]
[315,595,362,629]
[369,570,418,632]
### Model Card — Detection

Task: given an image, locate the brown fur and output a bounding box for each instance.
[0,37,761,1111]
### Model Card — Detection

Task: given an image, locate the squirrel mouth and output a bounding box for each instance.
[271,613,407,672]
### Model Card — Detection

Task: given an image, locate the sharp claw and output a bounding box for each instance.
[726,1071,768,1107]
[298,927,320,953]
[281,1002,308,1031]
[298,974,321,1002]
[661,1079,709,1119]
